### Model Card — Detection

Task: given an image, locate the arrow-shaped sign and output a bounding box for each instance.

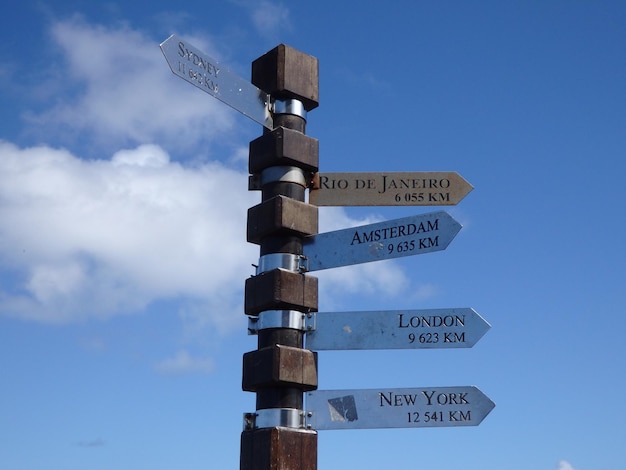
[306,308,489,350]
[309,171,473,206]
[306,386,494,430]
[160,34,273,129]
[302,211,461,272]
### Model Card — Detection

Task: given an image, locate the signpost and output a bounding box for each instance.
[306,308,490,350]
[162,36,322,469]
[162,34,492,470]
[309,171,473,206]
[306,386,494,430]
[160,34,273,129]
[302,211,461,271]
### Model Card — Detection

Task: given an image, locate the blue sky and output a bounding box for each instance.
[1,1,624,469]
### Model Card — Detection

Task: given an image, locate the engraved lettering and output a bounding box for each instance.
[379,392,419,407]
[402,394,418,406]
[444,332,466,343]
[422,390,436,406]
[429,192,450,202]
[379,392,392,407]
[350,219,438,246]
[449,410,471,421]
[421,391,469,406]
[398,314,466,328]
[320,177,349,190]
[418,236,439,249]
[177,41,220,93]
[380,176,452,194]
[439,392,469,405]
[320,175,330,189]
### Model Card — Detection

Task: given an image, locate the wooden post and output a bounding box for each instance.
[241,44,320,470]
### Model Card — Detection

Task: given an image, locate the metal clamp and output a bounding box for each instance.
[261,166,307,187]
[249,166,307,191]
[243,408,307,430]
[272,98,307,120]
[303,410,315,430]
[248,310,316,334]
[256,253,309,274]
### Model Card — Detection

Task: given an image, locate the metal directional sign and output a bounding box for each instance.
[309,172,473,206]
[302,211,461,271]
[160,34,273,129]
[306,308,490,350]
[306,386,494,430]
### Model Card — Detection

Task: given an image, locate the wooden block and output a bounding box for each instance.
[249,127,319,174]
[245,270,318,315]
[241,427,317,470]
[247,196,318,244]
[242,345,318,391]
[252,44,319,111]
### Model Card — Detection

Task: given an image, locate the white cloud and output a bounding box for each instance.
[154,350,215,375]
[0,141,257,324]
[317,206,384,233]
[23,17,235,153]
[557,461,579,470]
[250,1,292,38]
[318,262,409,304]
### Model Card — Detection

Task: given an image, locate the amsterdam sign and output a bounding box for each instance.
[302,211,461,271]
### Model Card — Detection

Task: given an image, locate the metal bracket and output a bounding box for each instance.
[303,410,315,430]
[243,408,307,430]
[272,98,307,120]
[263,166,307,187]
[249,166,307,190]
[308,172,321,190]
[256,253,309,274]
[248,310,316,335]
[248,174,262,191]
